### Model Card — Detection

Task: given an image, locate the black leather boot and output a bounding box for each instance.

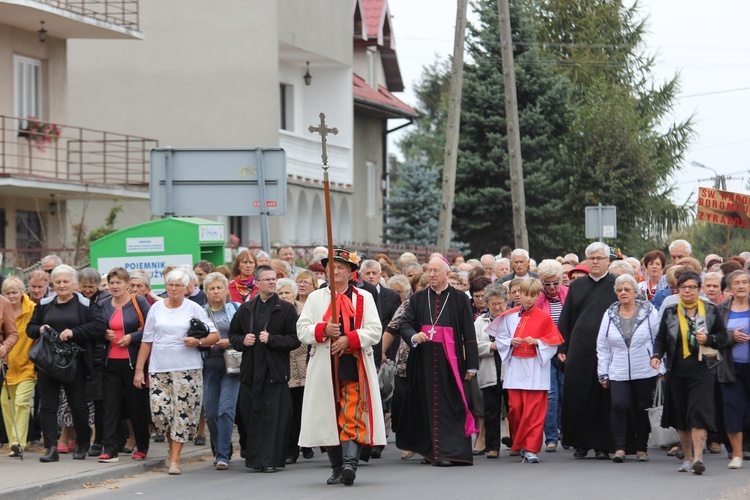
[341,440,362,486]
[40,446,59,463]
[326,446,344,485]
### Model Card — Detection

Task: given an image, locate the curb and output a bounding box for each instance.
[6,448,209,500]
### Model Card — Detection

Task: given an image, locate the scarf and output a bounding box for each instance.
[678,299,705,358]
[322,289,357,334]
[234,276,256,301]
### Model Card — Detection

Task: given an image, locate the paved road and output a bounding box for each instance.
[54,440,750,500]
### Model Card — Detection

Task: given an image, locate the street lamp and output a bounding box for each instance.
[690,160,725,190]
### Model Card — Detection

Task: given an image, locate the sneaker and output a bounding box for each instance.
[98,453,119,463]
[728,457,743,469]
[678,460,693,473]
[692,459,705,475]
[132,451,148,461]
[520,449,540,463]
[215,460,229,470]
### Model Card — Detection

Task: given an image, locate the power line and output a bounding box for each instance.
[682,86,750,98]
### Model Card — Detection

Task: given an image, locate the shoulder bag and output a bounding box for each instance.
[28,327,82,384]
[206,306,242,375]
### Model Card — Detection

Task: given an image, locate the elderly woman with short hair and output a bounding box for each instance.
[597,274,661,463]
[608,260,635,277]
[651,271,728,475]
[201,272,240,470]
[476,282,508,458]
[534,259,569,452]
[27,265,107,463]
[134,270,219,475]
[130,270,162,305]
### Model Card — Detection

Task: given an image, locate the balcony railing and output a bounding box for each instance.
[0,115,157,186]
[41,0,140,30]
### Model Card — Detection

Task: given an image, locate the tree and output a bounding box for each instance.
[452,0,575,258]
[535,0,694,256]
[384,160,441,246]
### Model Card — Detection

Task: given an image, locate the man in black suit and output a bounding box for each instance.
[358,259,402,458]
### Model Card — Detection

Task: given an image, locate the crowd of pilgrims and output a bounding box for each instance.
[0,238,749,482]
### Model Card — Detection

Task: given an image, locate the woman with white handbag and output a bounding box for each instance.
[201,272,241,471]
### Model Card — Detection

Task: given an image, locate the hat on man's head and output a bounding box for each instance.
[321,248,361,272]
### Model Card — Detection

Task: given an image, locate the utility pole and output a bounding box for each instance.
[436,0,468,251]
[496,0,528,249]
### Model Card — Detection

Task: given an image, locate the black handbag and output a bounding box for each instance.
[28,327,82,384]
[187,318,210,339]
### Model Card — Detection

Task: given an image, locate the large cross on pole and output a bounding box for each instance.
[309,112,339,322]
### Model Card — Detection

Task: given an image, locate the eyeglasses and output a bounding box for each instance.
[259,278,278,282]
[297,280,313,286]
[615,287,634,293]
[166,283,185,288]
[542,281,559,287]
[43,268,53,274]
[679,285,699,291]
[588,256,608,262]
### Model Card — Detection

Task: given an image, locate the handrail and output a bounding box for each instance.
[40,0,140,30]
[0,114,157,186]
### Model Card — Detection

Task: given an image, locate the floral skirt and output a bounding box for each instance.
[149,369,203,443]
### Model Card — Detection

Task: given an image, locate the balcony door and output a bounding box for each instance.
[14,55,43,126]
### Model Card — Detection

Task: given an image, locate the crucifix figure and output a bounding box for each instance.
[308,112,338,167]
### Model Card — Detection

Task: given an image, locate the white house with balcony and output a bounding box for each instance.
[66,0,415,250]
[0,0,155,266]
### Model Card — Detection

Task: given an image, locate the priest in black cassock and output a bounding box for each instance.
[228,265,300,473]
[557,242,618,459]
[397,256,479,466]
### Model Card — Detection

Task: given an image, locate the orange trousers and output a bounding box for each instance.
[338,380,367,443]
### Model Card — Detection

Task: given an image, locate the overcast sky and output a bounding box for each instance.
[388,0,750,207]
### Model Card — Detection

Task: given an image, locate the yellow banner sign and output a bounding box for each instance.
[697,187,750,228]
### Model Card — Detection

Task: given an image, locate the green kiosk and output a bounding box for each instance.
[90,217,225,292]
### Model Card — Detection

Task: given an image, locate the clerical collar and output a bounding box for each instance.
[431,284,450,295]
[589,273,608,282]
[260,294,274,303]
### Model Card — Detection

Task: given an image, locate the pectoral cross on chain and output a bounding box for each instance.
[308,113,338,169]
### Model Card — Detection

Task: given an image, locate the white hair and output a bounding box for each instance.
[626,257,640,269]
[203,272,228,291]
[42,254,63,267]
[608,260,635,276]
[174,265,198,285]
[360,259,381,272]
[585,242,610,258]
[536,259,563,279]
[669,239,692,255]
[165,270,190,286]
[614,273,638,292]
[276,278,298,297]
[50,264,77,284]
[510,248,529,260]
[494,257,510,270]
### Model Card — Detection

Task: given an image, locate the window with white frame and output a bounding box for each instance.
[13,55,43,127]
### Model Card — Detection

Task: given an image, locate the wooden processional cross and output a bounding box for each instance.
[308,113,339,319]
[309,113,343,402]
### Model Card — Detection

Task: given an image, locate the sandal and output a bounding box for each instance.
[400,450,415,460]
[546,443,557,452]
[612,450,626,463]
[637,452,649,462]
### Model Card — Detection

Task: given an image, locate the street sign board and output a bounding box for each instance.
[585,205,617,240]
[150,148,287,216]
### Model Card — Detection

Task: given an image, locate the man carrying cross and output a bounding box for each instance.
[296,248,385,486]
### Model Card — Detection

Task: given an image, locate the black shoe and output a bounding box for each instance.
[9,443,23,458]
[263,466,278,473]
[285,456,297,465]
[573,448,589,459]
[327,467,343,485]
[194,435,206,446]
[240,448,246,458]
[420,458,430,464]
[153,433,165,443]
[595,450,610,460]
[88,443,102,457]
[501,436,513,449]
[302,447,315,459]
[73,443,90,460]
[436,459,453,467]
[40,447,59,463]
[370,447,382,459]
